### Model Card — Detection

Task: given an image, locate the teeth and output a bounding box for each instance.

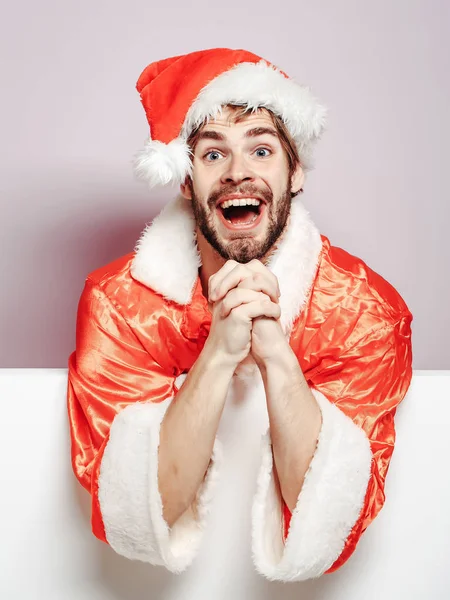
[219,198,261,209]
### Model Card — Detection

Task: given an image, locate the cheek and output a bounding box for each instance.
[192,174,221,204]
[192,161,213,189]
[259,160,288,188]
[263,175,284,198]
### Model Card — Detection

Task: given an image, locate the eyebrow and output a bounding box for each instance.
[196,126,278,143]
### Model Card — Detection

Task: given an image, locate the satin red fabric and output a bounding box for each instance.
[67,234,413,574]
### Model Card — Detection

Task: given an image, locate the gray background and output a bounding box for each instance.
[1,0,448,368]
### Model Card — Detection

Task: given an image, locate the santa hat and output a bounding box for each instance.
[133,48,327,188]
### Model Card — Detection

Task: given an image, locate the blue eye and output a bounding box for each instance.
[205,151,222,161]
[203,148,271,161]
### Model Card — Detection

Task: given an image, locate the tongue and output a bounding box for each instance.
[226,206,257,225]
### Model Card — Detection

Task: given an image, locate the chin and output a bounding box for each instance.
[221,237,268,263]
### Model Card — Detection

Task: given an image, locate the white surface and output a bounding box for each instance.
[0,370,449,599]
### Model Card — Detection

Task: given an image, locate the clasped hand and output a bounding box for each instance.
[207,259,287,368]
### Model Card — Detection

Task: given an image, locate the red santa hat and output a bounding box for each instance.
[133,47,327,188]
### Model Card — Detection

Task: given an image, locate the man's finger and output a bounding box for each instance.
[210,263,253,302]
[236,276,279,304]
[208,260,238,300]
[211,261,280,302]
[246,259,281,297]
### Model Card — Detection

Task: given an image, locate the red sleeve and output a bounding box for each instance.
[283,312,413,571]
[67,278,176,543]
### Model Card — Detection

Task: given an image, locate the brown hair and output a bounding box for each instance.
[186,104,302,195]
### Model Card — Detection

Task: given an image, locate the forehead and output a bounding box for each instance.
[200,106,276,134]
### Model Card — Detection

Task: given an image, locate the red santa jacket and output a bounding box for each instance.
[67,194,413,580]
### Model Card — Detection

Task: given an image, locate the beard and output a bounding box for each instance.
[189,179,292,264]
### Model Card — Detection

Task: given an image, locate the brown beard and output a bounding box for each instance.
[189,179,292,264]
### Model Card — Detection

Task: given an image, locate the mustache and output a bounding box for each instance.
[208,184,273,207]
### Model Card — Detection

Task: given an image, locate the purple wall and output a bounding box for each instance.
[1,0,448,367]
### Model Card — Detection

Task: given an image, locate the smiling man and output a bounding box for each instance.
[182,107,302,269]
[67,48,414,587]
[182,105,305,293]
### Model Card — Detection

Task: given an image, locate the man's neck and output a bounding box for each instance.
[196,228,226,303]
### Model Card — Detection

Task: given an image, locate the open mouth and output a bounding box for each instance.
[216,200,266,230]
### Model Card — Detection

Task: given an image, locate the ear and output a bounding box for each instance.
[291,162,305,195]
[180,176,193,200]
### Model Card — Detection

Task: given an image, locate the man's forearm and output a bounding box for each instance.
[259,346,323,512]
[158,342,235,527]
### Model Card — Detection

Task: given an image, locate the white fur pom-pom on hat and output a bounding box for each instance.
[133,48,327,188]
[133,138,193,188]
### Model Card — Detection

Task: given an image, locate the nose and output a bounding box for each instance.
[220,152,255,186]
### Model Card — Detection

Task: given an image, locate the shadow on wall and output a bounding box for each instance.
[1,169,175,367]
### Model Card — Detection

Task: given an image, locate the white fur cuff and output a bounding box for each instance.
[251,388,373,581]
[97,397,222,573]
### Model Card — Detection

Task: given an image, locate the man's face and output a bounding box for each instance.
[180,107,304,263]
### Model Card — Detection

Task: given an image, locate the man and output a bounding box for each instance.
[67,48,413,583]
